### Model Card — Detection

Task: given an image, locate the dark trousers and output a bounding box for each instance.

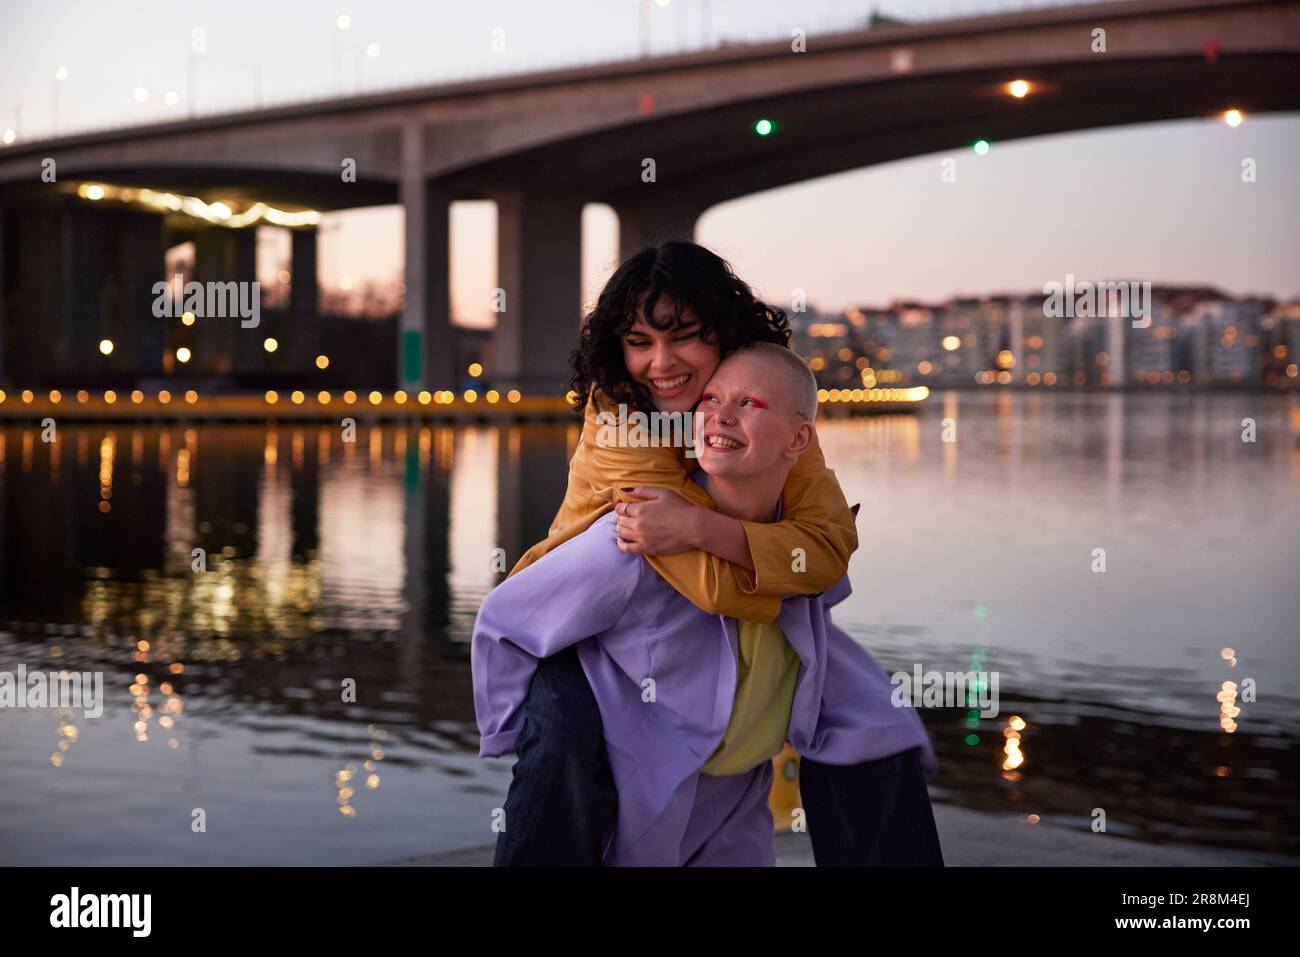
[493,646,618,866]
[800,746,944,866]
[493,644,943,866]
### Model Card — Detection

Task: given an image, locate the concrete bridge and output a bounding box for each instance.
[1,0,1297,392]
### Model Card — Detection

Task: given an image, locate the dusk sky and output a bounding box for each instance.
[4,0,1297,326]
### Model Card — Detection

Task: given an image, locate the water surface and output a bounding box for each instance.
[2,392,1296,864]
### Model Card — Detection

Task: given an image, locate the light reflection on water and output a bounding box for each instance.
[1,392,1297,864]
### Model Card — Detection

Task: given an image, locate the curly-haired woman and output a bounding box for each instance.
[491,240,862,865]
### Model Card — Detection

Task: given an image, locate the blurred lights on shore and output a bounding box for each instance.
[817,386,927,404]
[0,388,890,417]
[73,181,320,228]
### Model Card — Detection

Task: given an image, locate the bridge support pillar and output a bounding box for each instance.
[400,127,456,391]
[0,200,6,386]
[289,227,318,377]
[491,188,583,395]
[117,210,166,378]
[615,197,704,259]
[192,227,255,378]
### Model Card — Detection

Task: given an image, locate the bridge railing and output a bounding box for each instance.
[3,1,1112,146]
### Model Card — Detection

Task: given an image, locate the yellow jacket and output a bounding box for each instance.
[509,394,858,622]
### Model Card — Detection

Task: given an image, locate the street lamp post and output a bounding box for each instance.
[335,14,351,92]
[239,59,263,107]
[53,66,67,135]
[187,49,198,118]
[361,42,380,93]
[640,0,673,57]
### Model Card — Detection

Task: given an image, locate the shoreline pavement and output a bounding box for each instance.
[373,802,1293,867]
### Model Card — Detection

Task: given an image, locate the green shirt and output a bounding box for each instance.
[699,618,801,776]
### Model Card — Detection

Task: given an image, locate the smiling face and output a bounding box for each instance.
[621,295,721,414]
[693,349,813,480]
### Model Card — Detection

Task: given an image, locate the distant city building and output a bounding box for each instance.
[788,286,1296,391]
[1188,298,1266,386]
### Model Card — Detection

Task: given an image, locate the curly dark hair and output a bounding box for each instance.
[569,240,791,414]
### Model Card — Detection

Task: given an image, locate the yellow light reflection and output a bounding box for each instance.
[75,182,321,228]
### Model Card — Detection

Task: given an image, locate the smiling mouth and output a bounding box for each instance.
[703,434,744,450]
[650,373,691,394]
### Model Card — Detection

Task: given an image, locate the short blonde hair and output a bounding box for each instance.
[738,342,819,422]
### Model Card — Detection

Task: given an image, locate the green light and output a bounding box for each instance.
[402,329,423,384]
[973,140,990,155]
[964,734,981,746]
[754,118,773,136]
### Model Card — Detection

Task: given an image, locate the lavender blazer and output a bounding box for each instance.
[472,510,937,864]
